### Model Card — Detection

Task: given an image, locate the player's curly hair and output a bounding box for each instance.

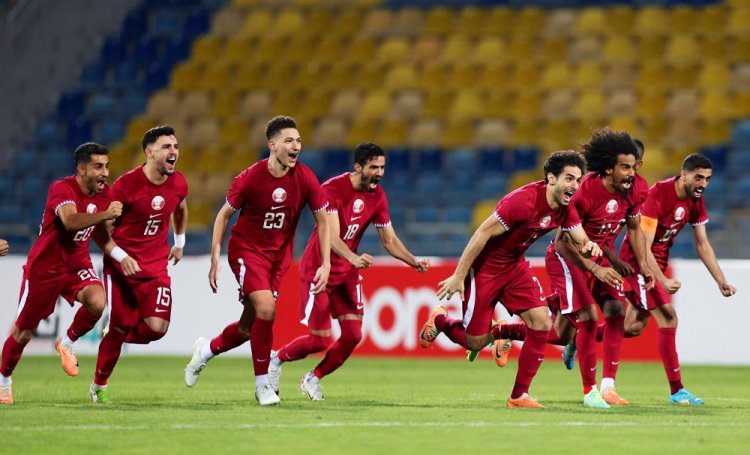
[74,142,108,165]
[543,150,586,183]
[142,125,175,151]
[581,127,638,176]
[265,115,297,140]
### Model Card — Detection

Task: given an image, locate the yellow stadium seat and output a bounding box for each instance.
[635,64,666,93]
[442,119,473,149]
[146,90,180,120]
[699,118,731,145]
[445,62,478,92]
[440,35,472,65]
[541,89,575,121]
[482,7,513,36]
[635,36,665,61]
[728,35,750,63]
[347,37,377,66]
[474,119,511,148]
[509,7,546,38]
[509,91,542,122]
[197,62,233,93]
[470,37,505,66]
[540,63,572,91]
[392,8,424,37]
[347,118,378,146]
[238,90,272,121]
[227,146,258,174]
[184,118,221,149]
[252,38,285,66]
[423,7,453,37]
[636,89,667,120]
[539,119,578,154]
[179,92,211,122]
[508,170,540,193]
[447,90,482,122]
[510,120,538,146]
[358,91,391,121]
[221,36,254,67]
[698,62,731,90]
[271,89,304,117]
[377,118,408,148]
[568,36,602,63]
[256,62,294,91]
[411,37,442,66]
[476,63,509,91]
[472,199,497,230]
[239,9,273,40]
[701,34,728,62]
[637,116,667,150]
[318,61,360,93]
[507,61,540,92]
[731,89,750,117]
[390,91,423,120]
[301,90,331,120]
[407,119,442,148]
[603,62,636,91]
[542,8,576,38]
[231,0,261,11]
[727,8,750,37]
[352,62,387,91]
[268,10,303,39]
[374,37,410,65]
[218,118,250,148]
[231,61,264,92]
[418,62,447,89]
[383,64,419,92]
[311,119,347,148]
[538,36,568,62]
[669,6,699,34]
[572,62,603,90]
[191,35,224,65]
[483,88,512,119]
[731,64,750,90]
[699,90,733,120]
[634,7,669,37]
[602,36,636,63]
[606,6,636,36]
[665,35,701,65]
[305,9,334,37]
[606,89,637,117]
[575,8,608,36]
[315,35,345,64]
[362,9,394,37]
[456,7,483,37]
[284,36,317,62]
[421,89,452,119]
[170,61,204,92]
[503,36,535,65]
[329,90,363,120]
[694,5,728,37]
[203,172,235,199]
[182,171,206,196]
[663,117,699,150]
[668,63,699,91]
[211,8,246,39]
[572,92,606,124]
[665,90,699,120]
[608,116,637,134]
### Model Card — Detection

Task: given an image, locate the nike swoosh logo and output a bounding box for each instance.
[256,358,268,362]
[673,368,680,372]
[149,214,161,219]
[155,308,168,313]
[611,361,620,365]
[590,367,597,371]
[356,304,364,310]
[537,356,544,361]
[350,216,362,221]
[271,205,285,210]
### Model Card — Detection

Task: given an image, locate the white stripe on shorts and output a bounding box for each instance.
[238,258,246,293]
[462,268,476,329]
[300,283,316,326]
[555,252,575,315]
[16,279,30,317]
[637,274,648,311]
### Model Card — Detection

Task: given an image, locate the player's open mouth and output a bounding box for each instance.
[166,156,177,165]
[96,178,106,189]
[369,177,381,190]
[694,187,705,197]
[563,189,575,202]
[288,153,299,162]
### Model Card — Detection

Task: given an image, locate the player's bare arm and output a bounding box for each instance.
[329,211,373,269]
[557,232,622,288]
[0,238,8,256]
[57,201,122,231]
[564,225,603,259]
[311,208,331,294]
[209,202,236,293]
[377,224,429,272]
[169,198,188,265]
[626,215,655,290]
[641,216,680,294]
[91,223,141,276]
[437,214,505,301]
[604,245,635,276]
[693,224,736,297]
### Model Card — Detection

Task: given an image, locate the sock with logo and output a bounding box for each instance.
[66,306,101,343]
[1,335,25,377]
[510,328,547,399]
[657,327,683,394]
[313,319,362,379]
[601,316,625,382]
[577,320,598,394]
[250,318,274,375]
[278,334,333,362]
[435,314,470,350]
[209,321,249,356]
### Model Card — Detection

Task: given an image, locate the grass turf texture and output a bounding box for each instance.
[3,356,750,454]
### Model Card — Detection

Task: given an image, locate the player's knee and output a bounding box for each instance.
[625,323,644,337]
[311,334,334,351]
[12,327,34,345]
[237,324,252,339]
[340,328,362,347]
[144,318,169,334]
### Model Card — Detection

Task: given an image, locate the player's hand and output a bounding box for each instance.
[437,274,464,301]
[414,257,430,272]
[719,282,736,297]
[610,256,635,277]
[104,201,123,220]
[169,246,183,265]
[121,256,141,276]
[660,277,681,294]
[593,266,623,288]
[581,241,602,258]
[311,264,330,294]
[640,268,655,291]
[351,253,374,269]
[0,239,8,256]
[209,261,220,293]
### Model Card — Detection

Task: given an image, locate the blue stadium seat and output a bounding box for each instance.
[57,90,85,119]
[700,145,728,172]
[111,61,141,89]
[385,147,411,173]
[413,205,440,223]
[476,174,508,200]
[79,62,106,89]
[728,179,750,207]
[66,117,92,148]
[479,146,508,173]
[415,147,444,172]
[96,120,126,145]
[441,233,469,257]
[183,8,210,39]
[85,93,118,121]
[100,36,126,67]
[0,178,14,203]
[151,9,183,38]
[509,146,539,171]
[414,175,444,195]
[120,91,148,118]
[731,120,750,150]
[17,177,48,206]
[34,120,65,145]
[443,206,472,224]
[445,148,479,175]
[322,148,351,181]
[301,149,324,177]
[12,150,39,173]
[144,61,170,92]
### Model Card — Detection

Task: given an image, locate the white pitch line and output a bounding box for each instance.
[5,421,750,432]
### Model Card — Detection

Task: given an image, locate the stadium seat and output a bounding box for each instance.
[476,174,509,200]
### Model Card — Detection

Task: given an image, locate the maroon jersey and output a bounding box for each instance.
[107,166,188,278]
[475,180,580,271]
[25,175,110,275]
[620,176,708,270]
[226,159,327,263]
[299,173,390,280]
[568,172,641,250]
[634,173,649,205]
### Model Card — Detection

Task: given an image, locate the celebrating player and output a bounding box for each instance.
[89,126,188,404]
[421,150,601,408]
[184,115,330,406]
[268,142,429,401]
[1,143,121,405]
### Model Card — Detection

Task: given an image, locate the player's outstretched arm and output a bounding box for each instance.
[91,224,141,276]
[693,224,736,297]
[311,208,331,294]
[377,224,429,272]
[330,211,373,269]
[209,203,235,293]
[58,201,122,231]
[641,217,680,294]
[0,238,8,256]
[169,198,188,265]
[558,228,622,288]
[437,214,505,301]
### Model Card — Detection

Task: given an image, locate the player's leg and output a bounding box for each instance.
[600,297,628,405]
[126,278,172,344]
[574,304,608,408]
[247,289,280,405]
[651,301,701,404]
[0,325,34,405]
[506,306,550,408]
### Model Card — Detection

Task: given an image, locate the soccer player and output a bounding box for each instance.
[546,128,653,408]
[421,150,602,408]
[268,142,429,401]
[89,126,188,404]
[1,143,122,405]
[184,115,330,406]
[618,154,735,405]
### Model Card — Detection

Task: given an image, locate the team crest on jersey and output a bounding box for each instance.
[674,207,686,221]
[272,188,287,203]
[539,215,551,228]
[353,198,364,213]
[86,203,97,214]
[605,199,619,214]
[151,196,165,210]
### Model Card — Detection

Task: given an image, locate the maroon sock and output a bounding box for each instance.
[66,306,101,342]
[435,314,470,350]
[576,321,598,394]
[250,318,274,375]
[94,328,127,385]
[1,335,25,377]
[595,322,605,342]
[125,321,166,344]
[546,326,565,346]
[510,328,547,399]
[657,327,683,394]
[209,321,249,355]
[493,322,526,341]
[313,319,363,379]
[601,316,625,381]
[278,334,332,362]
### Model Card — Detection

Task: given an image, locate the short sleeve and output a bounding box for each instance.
[226,169,248,211]
[561,203,582,231]
[690,197,709,226]
[494,189,532,230]
[322,181,339,215]
[305,168,328,213]
[373,191,391,228]
[640,187,661,220]
[48,181,78,216]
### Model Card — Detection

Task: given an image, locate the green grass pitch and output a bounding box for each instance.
[3,355,750,454]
